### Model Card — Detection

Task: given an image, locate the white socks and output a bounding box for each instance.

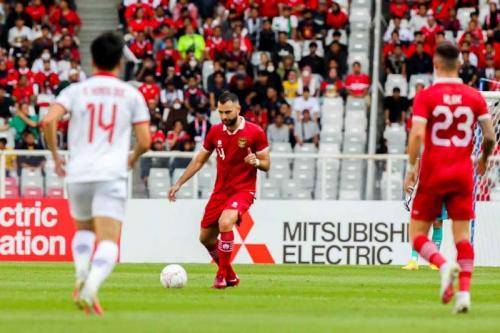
[83,240,119,296]
[72,230,96,282]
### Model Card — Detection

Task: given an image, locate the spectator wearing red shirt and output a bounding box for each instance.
[26,0,47,24]
[167,120,190,151]
[404,31,433,58]
[34,60,59,93]
[345,62,370,98]
[326,1,348,29]
[129,31,153,59]
[421,15,443,51]
[205,26,227,60]
[441,7,461,34]
[244,104,269,130]
[429,0,455,23]
[320,67,344,98]
[50,0,81,35]
[184,76,207,114]
[283,0,306,15]
[149,6,175,38]
[139,74,161,103]
[254,0,279,18]
[12,75,34,104]
[389,0,409,19]
[56,34,81,63]
[155,38,181,78]
[226,0,250,19]
[125,2,154,22]
[128,7,154,34]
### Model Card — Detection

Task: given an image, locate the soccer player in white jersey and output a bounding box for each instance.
[43,32,151,315]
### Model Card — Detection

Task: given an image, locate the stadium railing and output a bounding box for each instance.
[2,150,498,201]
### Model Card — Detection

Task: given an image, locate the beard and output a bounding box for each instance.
[223,116,238,127]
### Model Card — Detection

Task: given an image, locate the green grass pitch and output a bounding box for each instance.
[1,263,500,333]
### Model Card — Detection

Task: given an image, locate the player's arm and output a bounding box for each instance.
[477,116,496,176]
[128,122,151,169]
[168,149,212,201]
[404,118,426,191]
[42,103,67,177]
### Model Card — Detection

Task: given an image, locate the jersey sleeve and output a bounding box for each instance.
[475,91,490,122]
[412,90,430,123]
[131,90,150,125]
[202,126,215,152]
[254,126,269,153]
[54,84,75,113]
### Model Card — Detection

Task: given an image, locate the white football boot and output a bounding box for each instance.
[453,291,471,314]
[440,261,460,304]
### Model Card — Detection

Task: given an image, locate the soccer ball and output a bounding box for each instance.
[160,264,187,288]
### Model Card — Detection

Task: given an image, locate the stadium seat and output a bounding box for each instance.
[261,188,281,200]
[348,31,370,53]
[408,74,432,99]
[200,188,212,199]
[321,126,343,144]
[293,168,315,189]
[198,166,215,190]
[294,143,317,154]
[380,171,404,200]
[351,0,372,10]
[149,168,171,198]
[289,189,313,200]
[21,168,44,197]
[349,7,370,24]
[385,74,408,97]
[45,176,64,198]
[342,141,365,154]
[339,189,362,200]
[271,142,293,153]
[321,110,344,126]
[346,96,367,112]
[384,125,407,154]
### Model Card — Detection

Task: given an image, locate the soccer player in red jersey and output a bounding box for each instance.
[168,91,270,289]
[404,43,496,314]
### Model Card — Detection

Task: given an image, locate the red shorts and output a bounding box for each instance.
[200,191,255,228]
[411,187,474,221]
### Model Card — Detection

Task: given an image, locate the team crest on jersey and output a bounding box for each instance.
[238,137,248,148]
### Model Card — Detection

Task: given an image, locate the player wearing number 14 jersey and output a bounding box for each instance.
[43,32,151,315]
[405,43,496,314]
[168,91,270,289]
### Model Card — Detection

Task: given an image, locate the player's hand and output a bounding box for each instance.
[477,156,488,176]
[404,171,417,192]
[168,184,180,202]
[244,148,259,167]
[53,154,66,177]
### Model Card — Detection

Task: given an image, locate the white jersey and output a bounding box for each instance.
[56,73,150,183]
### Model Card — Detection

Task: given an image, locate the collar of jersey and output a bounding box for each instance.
[223,116,245,135]
[93,71,117,78]
[433,77,463,84]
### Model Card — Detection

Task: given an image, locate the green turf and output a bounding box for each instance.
[0,263,499,333]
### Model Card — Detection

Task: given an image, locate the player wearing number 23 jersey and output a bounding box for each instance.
[411,77,490,221]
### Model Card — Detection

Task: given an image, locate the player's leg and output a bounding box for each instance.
[67,183,96,303]
[214,209,239,289]
[447,191,475,314]
[79,180,126,314]
[199,225,220,265]
[80,216,121,314]
[429,216,444,270]
[411,190,459,304]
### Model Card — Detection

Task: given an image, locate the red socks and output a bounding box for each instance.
[413,235,447,268]
[206,240,219,265]
[217,231,234,276]
[456,240,474,292]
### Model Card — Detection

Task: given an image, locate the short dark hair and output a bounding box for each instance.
[218,91,239,104]
[393,87,401,93]
[435,42,460,71]
[91,32,124,71]
[0,137,7,145]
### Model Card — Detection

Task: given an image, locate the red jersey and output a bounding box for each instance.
[203,117,269,193]
[139,83,160,102]
[412,78,489,189]
[345,73,370,96]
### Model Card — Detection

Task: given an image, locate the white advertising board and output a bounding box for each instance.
[121,200,500,266]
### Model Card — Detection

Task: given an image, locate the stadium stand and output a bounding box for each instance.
[380,0,500,200]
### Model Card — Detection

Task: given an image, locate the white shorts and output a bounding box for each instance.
[67,179,127,222]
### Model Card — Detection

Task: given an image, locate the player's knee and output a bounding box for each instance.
[199,234,213,247]
[218,213,237,232]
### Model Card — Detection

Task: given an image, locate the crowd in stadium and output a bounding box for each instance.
[119,0,371,155]
[382,0,500,133]
[0,0,82,174]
